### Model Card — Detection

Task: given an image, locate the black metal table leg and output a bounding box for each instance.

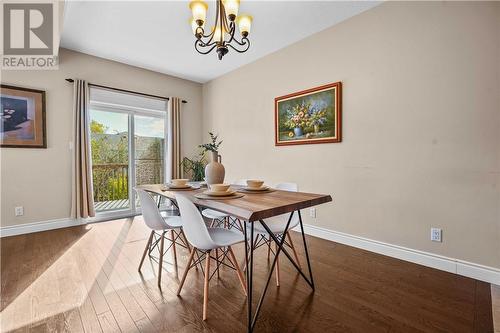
[250,212,294,329]
[243,220,254,332]
[245,210,316,332]
[297,210,314,290]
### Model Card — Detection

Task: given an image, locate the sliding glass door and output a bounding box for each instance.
[89,88,167,217]
[133,114,166,208]
[90,110,131,213]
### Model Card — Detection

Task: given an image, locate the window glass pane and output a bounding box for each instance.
[90,109,130,212]
[134,115,166,207]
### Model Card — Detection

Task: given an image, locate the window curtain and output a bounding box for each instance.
[167,97,182,181]
[71,79,95,218]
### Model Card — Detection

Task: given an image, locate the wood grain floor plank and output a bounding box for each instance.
[79,296,103,333]
[63,308,85,333]
[97,310,121,333]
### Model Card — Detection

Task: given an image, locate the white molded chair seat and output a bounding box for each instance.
[207,228,244,248]
[152,215,182,230]
[202,209,229,220]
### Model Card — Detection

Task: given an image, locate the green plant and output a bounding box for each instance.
[180,152,206,181]
[199,132,222,153]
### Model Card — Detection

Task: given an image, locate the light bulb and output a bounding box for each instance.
[222,0,239,21]
[237,14,252,37]
[189,1,208,25]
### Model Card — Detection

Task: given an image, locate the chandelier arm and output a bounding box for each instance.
[194,40,218,55]
[230,36,250,47]
[227,38,250,53]
[195,26,214,40]
[226,21,237,44]
[196,38,217,48]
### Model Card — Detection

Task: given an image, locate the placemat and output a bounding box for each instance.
[161,186,198,191]
[194,193,245,200]
[237,188,276,194]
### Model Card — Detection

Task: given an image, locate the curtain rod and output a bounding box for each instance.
[65,78,187,104]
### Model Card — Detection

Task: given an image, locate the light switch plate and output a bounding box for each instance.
[15,206,24,216]
[431,228,442,242]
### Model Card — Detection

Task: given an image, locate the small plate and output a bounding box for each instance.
[166,184,191,189]
[243,185,269,191]
[204,190,236,197]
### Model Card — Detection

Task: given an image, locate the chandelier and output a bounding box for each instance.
[189,0,253,60]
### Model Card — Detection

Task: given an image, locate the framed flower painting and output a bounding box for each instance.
[275,82,342,146]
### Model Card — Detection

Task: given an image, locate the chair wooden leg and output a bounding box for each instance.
[203,250,211,321]
[170,230,178,270]
[275,242,280,287]
[139,231,154,271]
[287,231,301,269]
[158,231,166,287]
[177,247,196,295]
[228,246,247,296]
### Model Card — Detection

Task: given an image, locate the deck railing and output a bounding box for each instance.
[92,161,164,206]
[92,163,129,202]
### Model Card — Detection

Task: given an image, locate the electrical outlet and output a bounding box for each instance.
[309,208,316,218]
[431,228,442,242]
[15,206,24,216]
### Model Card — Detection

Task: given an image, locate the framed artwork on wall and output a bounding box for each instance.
[1,84,46,148]
[275,81,342,146]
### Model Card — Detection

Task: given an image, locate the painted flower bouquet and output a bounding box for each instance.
[284,102,311,130]
[307,108,327,133]
[284,101,328,136]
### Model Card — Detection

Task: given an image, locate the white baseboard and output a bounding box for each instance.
[298,223,500,285]
[0,218,82,238]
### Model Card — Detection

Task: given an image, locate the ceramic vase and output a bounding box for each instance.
[205,151,225,185]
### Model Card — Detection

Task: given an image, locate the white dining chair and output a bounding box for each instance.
[201,179,246,231]
[175,194,247,321]
[245,182,302,287]
[136,189,191,286]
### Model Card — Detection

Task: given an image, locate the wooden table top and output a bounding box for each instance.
[136,184,332,222]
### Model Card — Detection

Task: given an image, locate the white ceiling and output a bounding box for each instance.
[61,1,380,83]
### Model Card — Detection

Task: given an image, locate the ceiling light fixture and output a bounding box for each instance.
[189,0,253,60]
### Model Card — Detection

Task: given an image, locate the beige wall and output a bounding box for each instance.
[203,2,500,268]
[1,48,203,227]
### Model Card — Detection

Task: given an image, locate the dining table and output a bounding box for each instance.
[137,183,332,332]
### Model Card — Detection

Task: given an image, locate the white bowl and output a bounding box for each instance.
[171,178,189,187]
[246,179,264,189]
[210,183,231,192]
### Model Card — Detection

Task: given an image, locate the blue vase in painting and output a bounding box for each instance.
[294,127,303,137]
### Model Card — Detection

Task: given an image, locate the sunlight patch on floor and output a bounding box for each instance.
[0,219,183,332]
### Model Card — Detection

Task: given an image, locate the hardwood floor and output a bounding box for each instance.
[0,217,493,332]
